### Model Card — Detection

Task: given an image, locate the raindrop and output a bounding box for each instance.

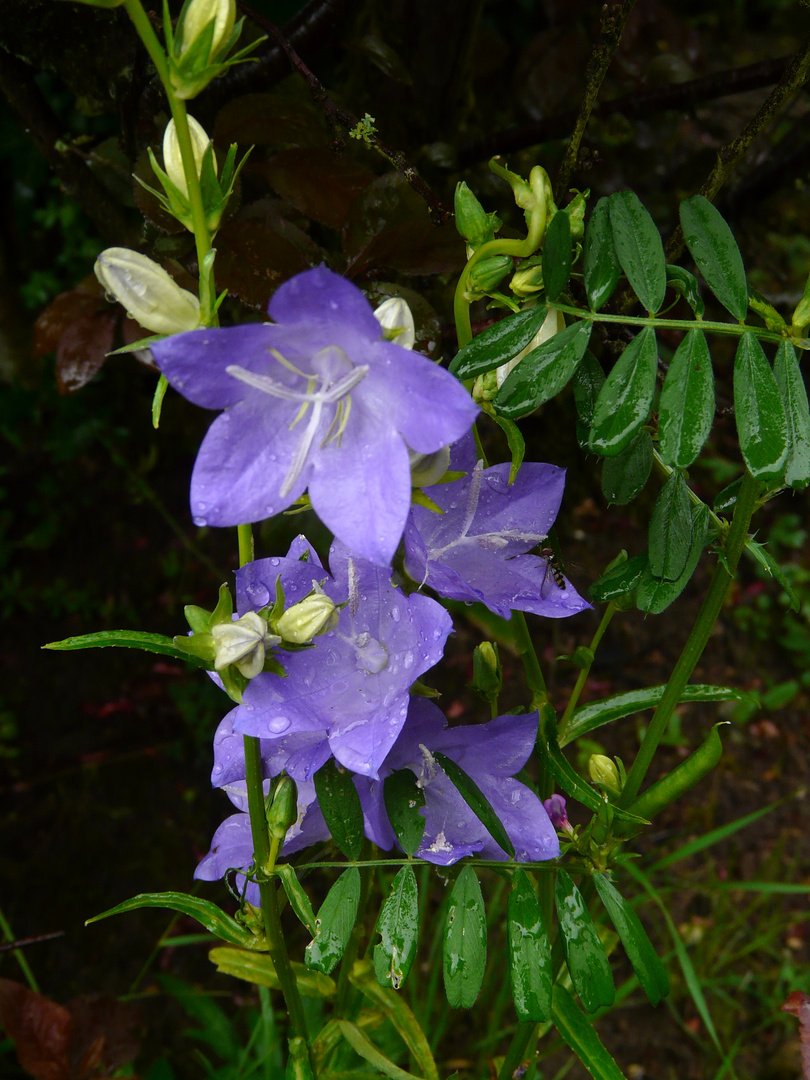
[193,516,208,527]
[246,583,270,606]
[268,716,291,734]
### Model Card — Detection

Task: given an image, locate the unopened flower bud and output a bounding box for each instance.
[588,754,622,796]
[565,189,588,239]
[510,262,544,298]
[178,0,235,61]
[467,254,513,297]
[374,296,415,349]
[543,793,571,831]
[211,612,280,678]
[472,641,502,702]
[275,587,338,644]
[409,445,450,487]
[163,116,215,199]
[265,774,298,841]
[792,268,810,331]
[455,181,501,250]
[94,248,201,335]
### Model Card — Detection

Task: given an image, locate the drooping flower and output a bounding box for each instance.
[151,266,479,565]
[355,698,560,865]
[94,248,201,335]
[403,434,590,619]
[227,537,452,779]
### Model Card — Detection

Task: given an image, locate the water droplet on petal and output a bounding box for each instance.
[246,583,270,606]
[268,716,291,734]
[193,516,208,527]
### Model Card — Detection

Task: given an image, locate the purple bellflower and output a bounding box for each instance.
[356,698,561,865]
[151,267,479,566]
[404,433,590,619]
[228,537,452,779]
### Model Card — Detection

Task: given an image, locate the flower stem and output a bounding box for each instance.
[510,610,548,708]
[619,469,761,807]
[557,601,617,741]
[453,237,536,349]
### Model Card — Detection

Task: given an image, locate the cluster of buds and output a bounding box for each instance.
[173,579,339,702]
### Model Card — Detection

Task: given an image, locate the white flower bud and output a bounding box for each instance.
[495,305,564,389]
[274,587,338,644]
[211,612,280,679]
[94,248,201,335]
[374,296,415,349]
[163,116,215,199]
[179,0,236,59]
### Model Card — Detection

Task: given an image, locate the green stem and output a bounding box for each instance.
[510,610,548,708]
[619,470,760,807]
[557,601,617,741]
[453,237,538,349]
[238,523,255,567]
[0,907,39,993]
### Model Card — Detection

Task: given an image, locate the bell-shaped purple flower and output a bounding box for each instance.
[404,433,590,618]
[229,538,453,779]
[151,266,479,565]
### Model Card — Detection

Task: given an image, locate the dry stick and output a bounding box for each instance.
[554,0,638,203]
[239,3,452,225]
[665,31,810,264]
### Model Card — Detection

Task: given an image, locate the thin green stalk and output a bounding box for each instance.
[454,237,539,348]
[0,908,39,992]
[557,602,617,740]
[510,610,548,708]
[238,523,255,567]
[620,470,761,807]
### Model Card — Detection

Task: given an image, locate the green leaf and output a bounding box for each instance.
[276,865,317,935]
[583,197,621,311]
[443,866,487,1008]
[383,770,426,856]
[648,470,693,581]
[508,869,552,1022]
[433,751,515,859]
[623,724,724,827]
[551,984,629,1080]
[665,264,705,319]
[489,411,525,484]
[773,340,810,489]
[637,503,709,614]
[601,431,653,505]
[649,801,775,872]
[573,350,605,447]
[713,475,743,514]
[743,537,800,611]
[589,327,658,457]
[43,629,208,667]
[560,683,753,747]
[659,328,714,468]
[156,973,240,1061]
[555,869,614,1013]
[588,552,647,604]
[373,866,419,989]
[86,892,265,950]
[350,960,439,1080]
[608,191,666,314]
[542,209,573,302]
[449,304,548,379]
[733,331,789,481]
[334,1021,426,1080]
[305,869,361,975]
[494,321,592,419]
[208,945,336,998]
[679,195,747,321]
[314,758,364,860]
[592,875,669,1005]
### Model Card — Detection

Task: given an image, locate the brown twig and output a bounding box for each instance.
[238,4,452,225]
[665,31,810,263]
[554,0,638,203]
[0,932,65,953]
[458,55,796,170]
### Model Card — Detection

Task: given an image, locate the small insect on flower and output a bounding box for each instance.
[540,547,566,592]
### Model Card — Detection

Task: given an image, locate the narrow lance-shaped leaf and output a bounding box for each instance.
[508,869,552,1022]
[659,328,714,468]
[542,209,573,302]
[734,332,789,481]
[555,869,615,1013]
[383,769,426,856]
[374,866,419,990]
[648,470,693,582]
[494,320,592,419]
[773,339,810,489]
[305,868,361,975]
[592,875,669,1006]
[637,502,710,614]
[608,191,666,314]
[208,946,337,999]
[583,197,621,311]
[551,984,629,1080]
[43,630,208,666]
[679,195,747,321]
[743,537,800,612]
[489,412,525,484]
[589,327,658,457]
[573,350,605,447]
[433,751,515,858]
[86,892,266,950]
[601,431,653,506]
[334,1020,426,1080]
[314,758,364,860]
[449,304,548,379]
[443,866,487,1008]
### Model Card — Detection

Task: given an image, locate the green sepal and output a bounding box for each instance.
[555,869,615,1013]
[443,866,487,1008]
[486,408,525,483]
[185,603,212,633]
[592,875,669,1006]
[218,664,248,704]
[86,891,267,950]
[433,751,515,859]
[211,582,235,626]
[411,488,444,514]
[172,631,214,663]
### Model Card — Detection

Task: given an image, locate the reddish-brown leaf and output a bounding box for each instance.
[67,994,142,1078]
[55,313,116,394]
[215,218,310,309]
[262,148,375,232]
[782,991,810,1079]
[0,978,72,1080]
[33,282,104,359]
[213,91,327,150]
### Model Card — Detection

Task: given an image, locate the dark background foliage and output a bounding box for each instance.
[2,1,810,1076]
